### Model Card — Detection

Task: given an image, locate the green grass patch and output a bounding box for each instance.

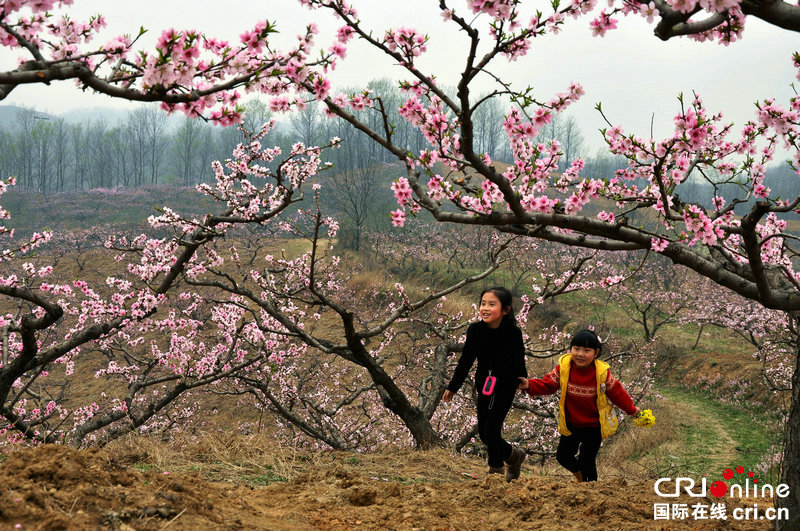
[657,385,781,484]
[241,471,289,486]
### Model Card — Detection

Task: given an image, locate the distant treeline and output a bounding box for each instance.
[0,78,796,221]
[0,78,608,191]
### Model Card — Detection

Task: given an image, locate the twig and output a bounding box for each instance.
[159,507,187,530]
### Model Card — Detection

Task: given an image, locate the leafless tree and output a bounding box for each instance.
[327,164,388,251]
[289,100,321,146]
[172,116,203,186]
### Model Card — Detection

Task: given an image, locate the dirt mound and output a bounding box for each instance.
[0,445,254,530]
[0,445,771,530]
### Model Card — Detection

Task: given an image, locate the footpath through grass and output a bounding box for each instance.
[651,385,782,485]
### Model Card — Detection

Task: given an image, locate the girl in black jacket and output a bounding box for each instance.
[441,287,528,481]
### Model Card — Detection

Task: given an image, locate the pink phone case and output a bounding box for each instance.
[482,375,496,395]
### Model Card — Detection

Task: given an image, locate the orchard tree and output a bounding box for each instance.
[603,256,694,341]
[188,203,508,449]
[0,1,339,124]
[199,212,647,451]
[363,220,501,277]
[639,0,800,41]
[0,123,338,446]
[679,280,797,393]
[40,228,106,271]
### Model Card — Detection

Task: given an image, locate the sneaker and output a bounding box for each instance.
[505,446,526,482]
[488,466,504,475]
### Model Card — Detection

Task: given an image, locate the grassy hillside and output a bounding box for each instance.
[3,186,218,235]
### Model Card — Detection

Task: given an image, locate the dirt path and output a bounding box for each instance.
[651,386,742,478]
[0,443,774,530]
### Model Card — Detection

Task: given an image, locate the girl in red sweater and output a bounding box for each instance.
[518,329,640,482]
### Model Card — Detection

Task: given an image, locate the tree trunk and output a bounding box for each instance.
[776,314,800,530]
[372,380,442,450]
[402,408,442,449]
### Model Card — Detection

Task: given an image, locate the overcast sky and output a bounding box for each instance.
[1,1,797,154]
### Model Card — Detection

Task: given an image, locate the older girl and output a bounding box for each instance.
[442,287,528,481]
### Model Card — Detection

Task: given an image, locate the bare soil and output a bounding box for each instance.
[0,444,772,530]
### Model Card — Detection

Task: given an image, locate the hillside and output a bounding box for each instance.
[2,187,218,235]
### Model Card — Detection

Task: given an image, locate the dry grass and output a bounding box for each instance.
[601,398,681,480]
[106,431,308,485]
[104,431,487,487]
[347,269,389,293]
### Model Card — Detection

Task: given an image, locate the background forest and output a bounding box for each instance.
[2,92,799,218]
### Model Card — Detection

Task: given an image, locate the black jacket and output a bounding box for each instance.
[446,319,528,394]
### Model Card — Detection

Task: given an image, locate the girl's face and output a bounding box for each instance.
[570,345,598,368]
[480,292,508,328]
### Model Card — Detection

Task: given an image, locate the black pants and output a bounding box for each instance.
[476,383,516,468]
[556,425,602,481]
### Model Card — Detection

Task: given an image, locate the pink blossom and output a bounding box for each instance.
[589,11,618,37]
[391,177,413,206]
[650,238,669,252]
[384,27,428,63]
[597,211,615,223]
[390,209,406,227]
[468,0,513,20]
[668,0,699,13]
[639,2,658,24]
[533,108,552,127]
[269,96,291,112]
[312,76,330,101]
[328,41,347,59]
[336,25,355,43]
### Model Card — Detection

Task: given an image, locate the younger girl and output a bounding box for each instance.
[442,287,528,481]
[518,329,640,482]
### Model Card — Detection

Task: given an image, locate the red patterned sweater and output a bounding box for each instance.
[525,361,637,428]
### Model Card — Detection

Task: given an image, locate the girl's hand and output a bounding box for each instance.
[517,377,529,390]
[634,407,642,416]
[442,389,455,402]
